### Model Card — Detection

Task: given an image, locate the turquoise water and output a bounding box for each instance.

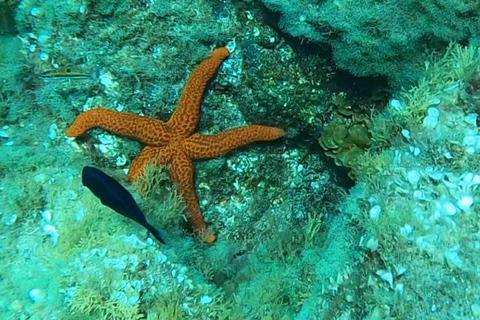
[1,1,480,319]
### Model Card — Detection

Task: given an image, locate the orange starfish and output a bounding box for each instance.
[66,47,285,243]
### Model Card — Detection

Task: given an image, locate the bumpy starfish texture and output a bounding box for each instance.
[66,47,285,243]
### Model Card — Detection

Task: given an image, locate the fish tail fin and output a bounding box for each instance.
[145,224,166,244]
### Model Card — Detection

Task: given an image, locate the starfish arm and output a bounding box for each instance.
[183,125,285,159]
[170,151,216,243]
[66,108,171,146]
[167,48,230,137]
[128,146,169,182]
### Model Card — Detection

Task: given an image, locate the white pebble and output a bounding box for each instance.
[427,107,440,118]
[423,115,439,128]
[428,97,442,106]
[116,154,127,166]
[34,173,47,184]
[0,128,9,138]
[465,113,478,126]
[457,195,474,211]
[472,304,480,317]
[98,248,107,257]
[401,129,411,139]
[39,52,49,61]
[395,283,404,294]
[389,99,403,111]
[176,275,185,283]
[28,289,46,304]
[6,214,17,225]
[406,169,421,185]
[400,224,413,239]
[99,72,114,87]
[110,291,128,304]
[47,124,57,140]
[41,210,52,222]
[369,205,382,221]
[146,237,153,246]
[425,167,444,181]
[75,208,85,221]
[155,254,168,264]
[395,265,406,276]
[128,293,140,305]
[444,247,465,269]
[376,270,393,287]
[97,144,110,154]
[30,8,42,16]
[43,224,58,246]
[200,295,213,305]
[473,174,480,185]
[441,200,458,216]
[132,280,142,291]
[98,134,115,145]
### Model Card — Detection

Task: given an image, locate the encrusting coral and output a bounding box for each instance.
[66,47,285,243]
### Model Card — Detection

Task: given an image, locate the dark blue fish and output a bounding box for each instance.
[81,166,166,244]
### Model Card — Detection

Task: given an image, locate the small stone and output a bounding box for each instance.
[423,115,439,128]
[376,270,393,287]
[428,97,442,106]
[116,154,127,166]
[41,210,52,222]
[394,265,406,276]
[366,237,379,251]
[30,7,42,16]
[128,293,140,305]
[155,254,168,264]
[98,248,107,257]
[406,169,421,185]
[200,295,213,305]
[395,283,404,294]
[132,280,142,291]
[389,99,403,111]
[401,129,411,139]
[110,291,128,304]
[75,208,85,221]
[39,52,49,61]
[457,195,474,211]
[425,167,444,181]
[34,173,47,184]
[6,214,17,225]
[440,200,457,216]
[43,224,58,246]
[400,224,413,239]
[427,107,440,118]
[444,247,465,270]
[471,303,480,317]
[369,205,382,221]
[465,113,478,126]
[28,288,46,304]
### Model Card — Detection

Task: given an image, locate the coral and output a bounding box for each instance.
[261,0,480,87]
[329,43,480,319]
[69,284,144,320]
[318,93,372,175]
